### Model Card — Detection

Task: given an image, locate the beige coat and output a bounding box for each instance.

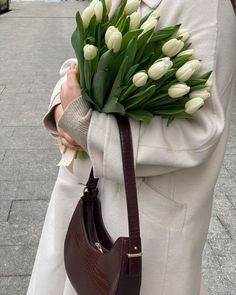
[42,0,236,294]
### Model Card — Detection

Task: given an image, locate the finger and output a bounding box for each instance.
[67,67,79,86]
[60,128,81,147]
[61,137,84,151]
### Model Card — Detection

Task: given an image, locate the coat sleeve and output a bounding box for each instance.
[42,58,78,138]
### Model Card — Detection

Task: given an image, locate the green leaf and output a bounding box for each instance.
[186,79,206,87]
[121,16,131,34]
[84,60,92,96]
[140,11,153,26]
[77,151,89,160]
[126,110,153,123]
[190,84,208,91]
[72,11,85,88]
[135,28,155,63]
[111,0,127,25]
[144,93,171,108]
[154,108,186,115]
[92,49,116,108]
[102,97,125,114]
[119,83,137,102]
[96,23,102,49]
[120,29,143,51]
[124,64,139,85]
[124,85,156,110]
[109,56,129,99]
[198,71,213,81]
[88,15,97,39]
[150,24,181,42]
[183,42,192,51]
[100,0,109,23]
[172,54,192,68]
[81,89,101,111]
[126,37,138,68]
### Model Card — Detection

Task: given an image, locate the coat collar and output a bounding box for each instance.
[141,0,162,9]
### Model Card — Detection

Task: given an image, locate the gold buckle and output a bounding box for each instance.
[127,252,143,258]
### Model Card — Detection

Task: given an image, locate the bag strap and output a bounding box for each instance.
[85,115,142,258]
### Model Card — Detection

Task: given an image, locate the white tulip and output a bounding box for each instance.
[205,76,213,91]
[148,10,160,19]
[133,71,148,87]
[162,38,185,57]
[177,49,194,57]
[107,31,122,52]
[83,44,98,60]
[124,0,140,15]
[168,83,190,98]
[105,0,112,13]
[156,57,173,70]
[129,11,141,30]
[176,28,190,42]
[185,97,204,114]
[94,1,103,22]
[82,6,95,29]
[189,89,211,101]
[176,60,201,82]
[105,26,118,44]
[140,17,158,36]
[90,0,100,9]
[148,61,168,80]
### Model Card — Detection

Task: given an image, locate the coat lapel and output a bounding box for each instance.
[141,0,162,9]
[109,0,163,19]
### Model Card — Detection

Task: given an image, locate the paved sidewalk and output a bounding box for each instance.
[0,2,235,294]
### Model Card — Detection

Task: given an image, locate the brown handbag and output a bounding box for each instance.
[64,115,142,295]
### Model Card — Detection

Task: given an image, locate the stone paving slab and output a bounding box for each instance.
[0,1,236,295]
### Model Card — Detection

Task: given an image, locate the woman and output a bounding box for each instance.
[27,0,236,294]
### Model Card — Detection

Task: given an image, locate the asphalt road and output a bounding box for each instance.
[0,2,236,294]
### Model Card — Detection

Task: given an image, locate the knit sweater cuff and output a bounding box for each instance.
[58,96,92,151]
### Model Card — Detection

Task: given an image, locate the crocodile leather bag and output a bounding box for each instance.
[64,116,142,295]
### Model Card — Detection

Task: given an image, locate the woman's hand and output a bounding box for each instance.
[60,63,81,110]
[54,103,84,151]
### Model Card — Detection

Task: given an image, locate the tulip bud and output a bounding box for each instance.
[185,97,204,114]
[176,28,190,42]
[177,49,194,57]
[90,0,100,9]
[129,11,141,30]
[156,57,173,70]
[94,1,103,22]
[148,61,168,80]
[105,26,118,44]
[133,71,148,87]
[83,44,98,60]
[205,76,213,91]
[140,17,158,33]
[124,0,140,15]
[107,31,122,53]
[176,60,201,82]
[148,10,160,19]
[189,89,211,101]
[82,6,95,29]
[105,0,112,13]
[168,83,190,98]
[162,38,185,57]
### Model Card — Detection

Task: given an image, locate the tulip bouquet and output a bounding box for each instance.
[57,0,213,168]
[71,0,212,125]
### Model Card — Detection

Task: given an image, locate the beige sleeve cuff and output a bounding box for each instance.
[42,94,61,139]
[58,96,92,151]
